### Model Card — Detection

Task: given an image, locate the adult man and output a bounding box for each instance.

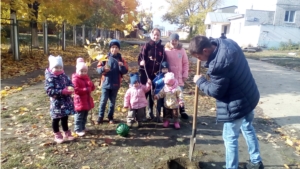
[189,35,264,169]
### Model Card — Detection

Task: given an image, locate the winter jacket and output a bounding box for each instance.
[97,53,128,90]
[124,83,151,109]
[152,72,166,94]
[156,86,183,109]
[165,42,189,86]
[72,73,95,111]
[138,39,166,83]
[45,69,75,119]
[196,38,260,122]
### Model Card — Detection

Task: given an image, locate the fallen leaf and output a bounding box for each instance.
[286,138,294,147]
[82,166,90,169]
[284,164,290,169]
[201,122,208,125]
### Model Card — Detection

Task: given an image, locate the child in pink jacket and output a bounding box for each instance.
[165,33,189,119]
[124,73,152,127]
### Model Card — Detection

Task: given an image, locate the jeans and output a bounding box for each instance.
[223,110,262,169]
[145,90,154,118]
[98,88,118,120]
[74,111,88,132]
[127,107,146,123]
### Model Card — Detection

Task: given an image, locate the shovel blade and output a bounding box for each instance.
[188,137,196,161]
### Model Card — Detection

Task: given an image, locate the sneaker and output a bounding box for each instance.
[137,121,142,128]
[64,130,75,141]
[109,120,115,124]
[127,122,133,128]
[245,161,264,169]
[174,122,180,129]
[76,131,85,137]
[54,132,64,144]
[163,120,170,128]
[97,117,103,125]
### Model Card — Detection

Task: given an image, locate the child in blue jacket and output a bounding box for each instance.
[152,61,169,123]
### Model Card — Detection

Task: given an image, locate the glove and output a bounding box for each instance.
[62,88,73,95]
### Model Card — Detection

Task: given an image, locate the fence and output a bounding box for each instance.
[0,18,123,60]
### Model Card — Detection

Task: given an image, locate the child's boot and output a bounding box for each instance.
[64,130,75,141]
[163,120,170,128]
[97,117,103,125]
[54,132,64,144]
[174,121,180,129]
[76,131,85,137]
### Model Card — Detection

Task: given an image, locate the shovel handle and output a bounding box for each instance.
[192,60,201,132]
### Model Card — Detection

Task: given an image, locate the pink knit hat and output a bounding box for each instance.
[164,72,176,85]
[76,57,88,73]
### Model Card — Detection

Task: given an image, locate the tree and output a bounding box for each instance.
[162,0,220,37]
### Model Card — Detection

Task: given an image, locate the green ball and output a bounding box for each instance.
[116,123,129,137]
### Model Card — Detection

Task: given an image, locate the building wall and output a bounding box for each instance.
[273,0,300,27]
[244,10,275,26]
[258,25,300,48]
[205,24,223,38]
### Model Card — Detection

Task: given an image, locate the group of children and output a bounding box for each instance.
[45,30,189,143]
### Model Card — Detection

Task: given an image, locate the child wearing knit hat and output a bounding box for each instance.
[124,73,152,127]
[96,39,128,124]
[45,55,75,143]
[154,72,184,129]
[72,58,95,136]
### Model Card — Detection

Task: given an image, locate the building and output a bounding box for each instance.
[204,0,300,49]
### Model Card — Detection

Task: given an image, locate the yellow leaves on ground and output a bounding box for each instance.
[1,86,23,99]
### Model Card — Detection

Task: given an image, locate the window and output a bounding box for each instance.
[207,25,211,29]
[284,11,295,22]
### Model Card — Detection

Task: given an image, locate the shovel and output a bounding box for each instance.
[189,59,201,161]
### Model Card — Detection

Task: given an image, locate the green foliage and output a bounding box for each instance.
[162,0,220,35]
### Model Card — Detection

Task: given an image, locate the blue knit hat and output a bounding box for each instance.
[161,61,169,69]
[169,33,179,41]
[129,72,140,85]
[109,39,120,49]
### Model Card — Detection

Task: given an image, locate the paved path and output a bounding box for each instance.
[248,59,300,135]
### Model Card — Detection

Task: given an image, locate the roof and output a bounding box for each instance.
[214,5,238,10]
[205,12,237,24]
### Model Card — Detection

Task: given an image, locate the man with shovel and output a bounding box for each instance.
[189,35,264,169]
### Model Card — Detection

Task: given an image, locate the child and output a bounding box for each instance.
[72,58,95,136]
[165,33,189,119]
[97,39,128,124]
[138,28,166,120]
[45,55,75,143]
[154,72,184,129]
[124,73,152,127]
[152,61,169,123]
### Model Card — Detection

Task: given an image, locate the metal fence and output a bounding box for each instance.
[1,18,123,60]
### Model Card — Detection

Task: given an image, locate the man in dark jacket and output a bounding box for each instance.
[189,35,264,169]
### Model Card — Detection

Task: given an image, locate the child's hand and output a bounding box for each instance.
[140,60,145,66]
[104,67,110,72]
[147,79,152,84]
[180,103,184,107]
[118,62,124,66]
[62,87,73,95]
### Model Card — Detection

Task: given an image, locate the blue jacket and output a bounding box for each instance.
[196,38,260,122]
[97,53,128,90]
[152,72,166,94]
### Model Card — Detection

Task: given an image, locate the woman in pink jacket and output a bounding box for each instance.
[124,73,151,127]
[165,33,189,119]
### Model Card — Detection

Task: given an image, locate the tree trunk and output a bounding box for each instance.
[8,5,16,54]
[28,1,40,48]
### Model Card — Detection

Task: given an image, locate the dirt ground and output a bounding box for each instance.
[1,45,300,169]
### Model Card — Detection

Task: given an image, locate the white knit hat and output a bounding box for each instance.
[48,55,63,70]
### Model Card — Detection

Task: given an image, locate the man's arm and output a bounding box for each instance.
[196,75,229,100]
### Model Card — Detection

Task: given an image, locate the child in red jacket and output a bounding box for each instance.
[72,58,95,136]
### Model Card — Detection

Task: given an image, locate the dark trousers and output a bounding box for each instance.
[156,98,164,117]
[52,116,69,133]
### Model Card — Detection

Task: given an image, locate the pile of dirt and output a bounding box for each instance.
[154,157,200,169]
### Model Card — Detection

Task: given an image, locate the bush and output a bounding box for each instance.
[279,41,300,50]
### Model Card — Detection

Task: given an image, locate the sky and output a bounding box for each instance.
[138,0,239,31]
